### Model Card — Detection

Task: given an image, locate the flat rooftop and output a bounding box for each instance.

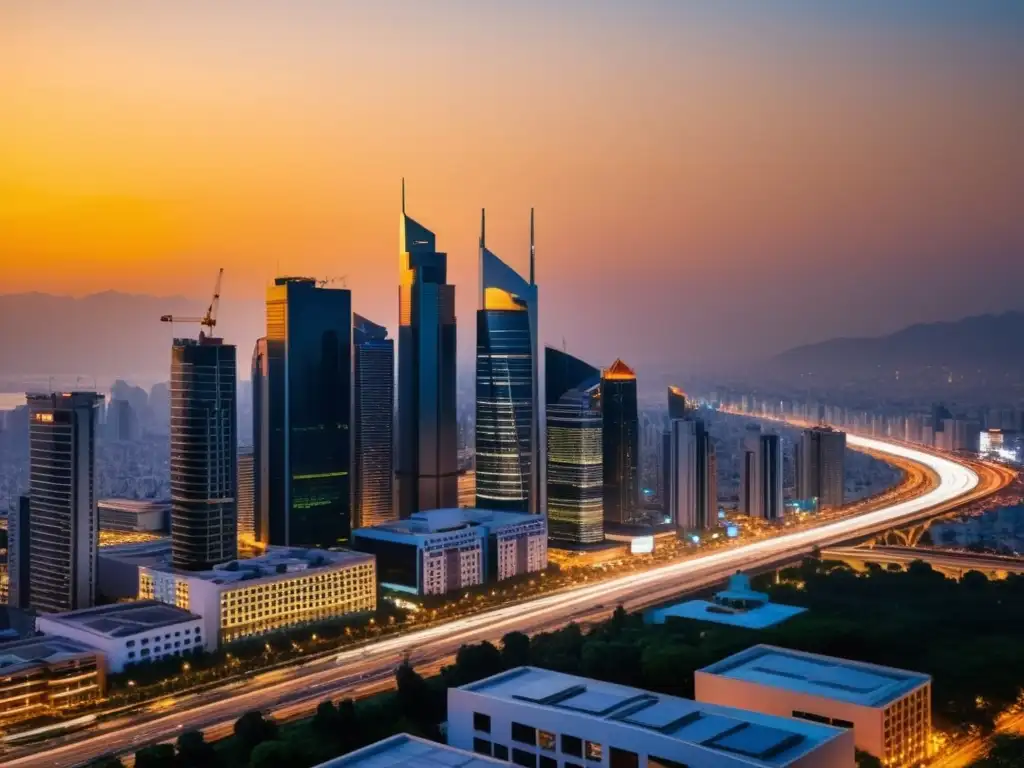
[698,645,930,707]
[463,667,844,767]
[145,546,373,585]
[355,508,541,538]
[647,600,807,629]
[0,635,99,674]
[98,537,172,565]
[40,600,200,638]
[98,499,171,512]
[313,734,505,768]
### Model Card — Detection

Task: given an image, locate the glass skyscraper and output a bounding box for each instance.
[237,448,255,542]
[26,391,102,613]
[397,183,458,517]
[353,313,395,528]
[601,359,640,525]
[170,336,237,570]
[545,347,603,544]
[475,209,538,513]
[251,337,269,544]
[265,277,353,547]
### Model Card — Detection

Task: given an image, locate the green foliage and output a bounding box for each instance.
[249,739,313,768]
[233,710,278,761]
[134,743,176,768]
[500,631,531,668]
[85,758,124,768]
[855,749,883,768]
[969,734,1024,766]
[177,729,221,768]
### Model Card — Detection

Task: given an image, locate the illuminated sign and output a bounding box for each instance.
[726,525,739,538]
[33,413,54,423]
[630,536,654,555]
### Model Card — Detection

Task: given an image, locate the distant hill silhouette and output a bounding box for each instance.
[771,312,1024,376]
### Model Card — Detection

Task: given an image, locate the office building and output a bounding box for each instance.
[251,337,269,543]
[98,538,172,601]
[27,391,103,614]
[397,183,458,517]
[170,336,237,570]
[0,635,106,727]
[109,398,137,441]
[545,348,603,545]
[8,495,30,608]
[36,600,207,673]
[353,508,547,596]
[353,314,395,528]
[667,386,690,421]
[313,733,508,768]
[601,360,640,525]
[264,277,353,547]
[237,449,255,540]
[696,645,931,767]
[449,666,854,768]
[97,499,170,534]
[140,546,376,646]
[760,434,783,521]
[795,427,846,511]
[458,470,477,508]
[667,418,715,531]
[741,427,782,521]
[475,210,539,514]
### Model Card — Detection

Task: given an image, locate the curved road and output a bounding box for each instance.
[5,435,999,767]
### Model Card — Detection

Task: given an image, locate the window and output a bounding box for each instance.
[494,745,509,761]
[649,757,690,768]
[538,730,556,751]
[832,717,854,730]
[126,640,135,648]
[610,748,638,768]
[128,652,136,660]
[474,738,492,756]
[585,742,602,763]
[566,763,584,768]
[792,710,831,726]
[474,712,492,733]
[540,757,557,768]
[562,735,583,758]
[512,749,536,768]
[511,722,536,746]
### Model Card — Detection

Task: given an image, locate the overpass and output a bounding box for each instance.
[822,545,1024,579]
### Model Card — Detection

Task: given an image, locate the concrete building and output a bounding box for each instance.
[740,427,782,521]
[695,645,931,767]
[0,635,105,726]
[313,733,508,768]
[35,600,206,673]
[98,538,172,601]
[795,427,846,512]
[353,508,547,596]
[353,314,396,528]
[667,418,715,531]
[139,547,376,646]
[8,495,30,608]
[646,574,806,629]
[97,499,170,533]
[27,392,103,613]
[449,666,853,768]
[237,449,255,541]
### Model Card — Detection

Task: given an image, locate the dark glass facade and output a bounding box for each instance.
[170,337,237,570]
[354,314,395,528]
[601,361,640,525]
[8,495,31,608]
[251,337,269,544]
[237,449,254,540]
[265,278,353,547]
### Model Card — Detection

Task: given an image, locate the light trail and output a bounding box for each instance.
[3,436,989,768]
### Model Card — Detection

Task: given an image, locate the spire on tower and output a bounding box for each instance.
[401,178,406,214]
[529,207,535,286]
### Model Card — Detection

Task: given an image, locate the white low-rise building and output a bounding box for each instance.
[353,508,547,595]
[695,645,931,767]
[36,600,206,673]
[449,666,854,768]
[139,546,376,646]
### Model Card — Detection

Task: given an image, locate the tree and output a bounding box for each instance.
[970,734,1024,767]
[855,749,883,768]
[134,744,176,768]
[249,739,312,768]
[395,659,437,724]
[233,710,278,758]
[177,729,220,768]
[312,699,339,738]
[86,758,124,768]
[501,631,531,669]
[448,641,503,685]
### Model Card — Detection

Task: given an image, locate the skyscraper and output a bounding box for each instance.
[397,182,458,517]
[740,424,763,518]
[353,313,395,528]
[760,433,783,521]
[27,391,102,613]
[667,385,690,421]
[265,278,353,547]
[237,448,255,541]
[251,337,269,543]
[7,495,31,608]
[668,417,716,531]
[601,359,640,525]
[546,347,603,545]
[475,209,539,513]
[170,336,237,571]
[796,426,846,511]
[662,385,692,509]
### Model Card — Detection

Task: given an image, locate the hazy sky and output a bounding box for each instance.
[2,1,1022,370]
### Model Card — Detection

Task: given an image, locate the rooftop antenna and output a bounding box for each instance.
[479,208,486,308]
[529,208,535,286]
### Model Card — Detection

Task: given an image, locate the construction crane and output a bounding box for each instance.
[160,268,224,339]
[317,275,348,288]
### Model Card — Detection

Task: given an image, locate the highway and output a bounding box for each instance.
[823,545,1024,576]
[4,435,1000,768]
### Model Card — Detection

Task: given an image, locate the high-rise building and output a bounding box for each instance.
[796,427,846,511]
[668,417,716,531]
[740,425,763,518]
[8,495,31,608]
[265,277,353,547]
[761,433,783,521]
[546,347,603,545]
[27,392,102,613]
[668,385,690,421]
[170,336,237,571]
[662,385,692,509]
[475,209,538,513]
[397,182,458,517]
[237,449,255,541]
[251,337,269,543]
[353,314,395,528]
[601,360,639,525]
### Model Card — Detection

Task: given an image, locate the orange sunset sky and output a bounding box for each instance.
[2,2,1023,368]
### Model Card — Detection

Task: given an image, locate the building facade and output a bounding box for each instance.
[601,360,640,526]
[696,645,931,767]
[761,434,783,521]
[353,314,395,528]
[8,495,30,608]
[397,185,459,517]
[27,392,103,613]
[237,449,255,541]
[170,336,237,570]
[98,499,170,533]
[667,418,715,531]
[449,666,854,768]
[475,210,539,514]
[251,337,269,543]
[0,636,105,727]
[795,427,846,511]
[264,277,353,547]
